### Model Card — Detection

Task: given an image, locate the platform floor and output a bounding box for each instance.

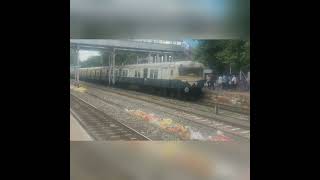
[70,112,92,141]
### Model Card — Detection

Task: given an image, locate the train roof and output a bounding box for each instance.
[119,61,203,68]
[78,61,204,70]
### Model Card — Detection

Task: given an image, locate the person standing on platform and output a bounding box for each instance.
[217,75,223,90]
[232,75,237,89]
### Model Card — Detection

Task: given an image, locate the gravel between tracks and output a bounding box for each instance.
[71,83,249,141]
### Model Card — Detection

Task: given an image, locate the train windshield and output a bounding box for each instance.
[178,67,203,77]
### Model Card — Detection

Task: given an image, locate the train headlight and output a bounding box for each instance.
[184,87,190,93]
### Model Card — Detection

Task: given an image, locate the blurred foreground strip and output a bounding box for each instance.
[70,0,249,39]
[71,142,249,180]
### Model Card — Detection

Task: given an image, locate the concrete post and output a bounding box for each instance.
[148,53,152,63]
[164,54,168,62]
[156,54,159,63]
[75,47,80,87]
[74,66,76,81]
[215,104,219,114]
[112,49,116,85]
[108,54,111,85]
[73,48,77,81]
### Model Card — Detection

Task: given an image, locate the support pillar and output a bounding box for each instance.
[148,53,152,63]
[75,47,80,87]
[156,54,159,63]
[108,54,111,85]
[112,49,115,85]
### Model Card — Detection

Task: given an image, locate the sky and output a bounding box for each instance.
[184,39,199,48]
[79,50,100,61]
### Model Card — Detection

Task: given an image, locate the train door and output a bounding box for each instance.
[168,68,174,79]
[143,68,148,78]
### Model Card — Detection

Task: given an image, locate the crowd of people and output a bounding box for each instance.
[204,74,250,91]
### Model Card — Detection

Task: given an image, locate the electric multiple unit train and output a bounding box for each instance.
[71,60,206,98]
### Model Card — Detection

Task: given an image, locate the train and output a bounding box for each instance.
[70,60,206,98]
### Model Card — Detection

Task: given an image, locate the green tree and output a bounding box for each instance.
[115,51,147,65]
[193,40,250,74]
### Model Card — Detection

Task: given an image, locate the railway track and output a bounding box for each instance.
[143,93,250,120]
[74,80,248,115]
[71,82,250,139]
[70,94,151,141]
[76,81,249,127]
[199,101,249,115]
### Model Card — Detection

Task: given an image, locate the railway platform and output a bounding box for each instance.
[70,112,92,141]
[202,89,250,109]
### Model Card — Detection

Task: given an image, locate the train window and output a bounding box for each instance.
[135,70,140,78]
[179,67,203,77]
[143,68,148,78]
[150,70,154,79]
[121,70,128,77]
[154,70,158,79]
[150,69,158,79]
